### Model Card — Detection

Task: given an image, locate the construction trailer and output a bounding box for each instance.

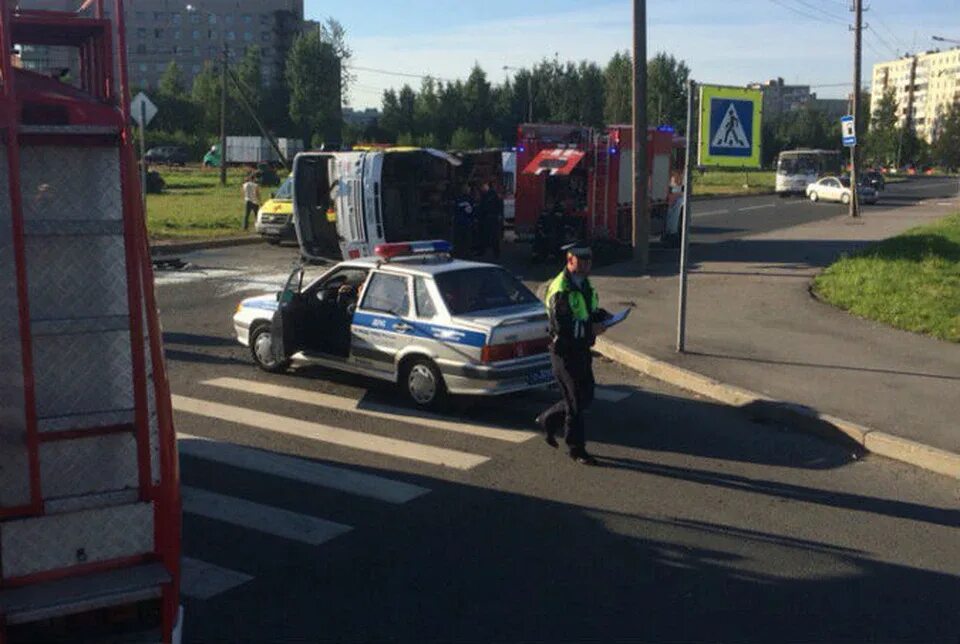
[0,1,182,642]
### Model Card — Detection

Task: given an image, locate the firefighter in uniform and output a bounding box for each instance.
[537,241,611,465]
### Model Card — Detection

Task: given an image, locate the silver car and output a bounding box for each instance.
[233,241,554,409]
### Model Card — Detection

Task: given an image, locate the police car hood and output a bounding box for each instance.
[240,293,279,312]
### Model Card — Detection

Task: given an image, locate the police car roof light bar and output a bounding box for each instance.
[374,240,453,261]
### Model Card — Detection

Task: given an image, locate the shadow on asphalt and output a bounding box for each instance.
[182,440,960,644]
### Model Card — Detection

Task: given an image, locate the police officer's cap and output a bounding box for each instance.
[562,241,593,259]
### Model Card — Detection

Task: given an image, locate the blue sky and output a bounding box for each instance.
[304,0,960,109]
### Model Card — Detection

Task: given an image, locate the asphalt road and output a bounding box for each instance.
[687,176,959,245]
[155,237,960,643]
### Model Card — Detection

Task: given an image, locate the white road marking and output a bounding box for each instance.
[202,377,536,444]
[693,208,730,217]
[181,486,353,546]
[594,387,633,403]
[178,433,430,504]
[180,557,254,600]
[172,395,490,470]
[737,204,776,212]
[937,202,955,206]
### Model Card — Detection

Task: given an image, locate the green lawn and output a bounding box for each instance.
[813,212,960,342]
[693,170,776,197]
[146,166,283,239]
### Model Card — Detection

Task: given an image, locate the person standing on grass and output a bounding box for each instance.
[242,174,261,231]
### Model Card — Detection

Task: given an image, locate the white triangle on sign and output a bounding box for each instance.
[712,103,750,149]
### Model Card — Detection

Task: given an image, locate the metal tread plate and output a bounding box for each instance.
[0,144,31,508]
[0,502,155,579]
[0,562,169,625]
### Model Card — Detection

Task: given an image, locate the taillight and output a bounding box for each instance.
[482,343,515,363]
[481,338,550,363]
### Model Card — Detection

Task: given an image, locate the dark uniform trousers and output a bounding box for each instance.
[542,346,595,449]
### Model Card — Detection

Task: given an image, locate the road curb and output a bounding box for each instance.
[150,235,263,256]
[594,337,960,479]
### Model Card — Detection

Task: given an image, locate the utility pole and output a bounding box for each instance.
[219,38,228,187]
[850,0,862,218]
[632,0,649,265]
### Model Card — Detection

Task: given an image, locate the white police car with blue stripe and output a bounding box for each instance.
[233,240,554,409]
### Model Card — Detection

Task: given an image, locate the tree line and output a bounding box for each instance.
[143,20,960,172]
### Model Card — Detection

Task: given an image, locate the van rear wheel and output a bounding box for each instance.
[402,357,447,410]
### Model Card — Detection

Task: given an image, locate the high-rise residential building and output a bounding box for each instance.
[17,0,305,91]
[748,78,814,118]
[871,48,960,142]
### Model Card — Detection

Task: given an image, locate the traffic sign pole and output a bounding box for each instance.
[850,0,862,218]
[677,80,697,353]
[139,100,147,218]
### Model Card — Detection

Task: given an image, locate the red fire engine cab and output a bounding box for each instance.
[1,1,181,642]
[514,123,684,245]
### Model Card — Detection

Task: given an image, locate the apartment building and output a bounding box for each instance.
[18,0,304,91]
[871,48,960,141]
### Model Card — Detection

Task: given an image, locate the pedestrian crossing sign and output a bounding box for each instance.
[699,85,763,168]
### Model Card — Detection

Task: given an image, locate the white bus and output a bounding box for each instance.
[775,149,842,196]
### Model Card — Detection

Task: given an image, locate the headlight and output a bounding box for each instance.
[236,303,244,314]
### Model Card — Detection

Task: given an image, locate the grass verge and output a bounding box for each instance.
[813,212,960,342]
[146,165,284,239]
[693,170,776,197]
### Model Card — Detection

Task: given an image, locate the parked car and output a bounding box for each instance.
[806,176,878,205]
[144,145,188,166]
[233,240,554,409]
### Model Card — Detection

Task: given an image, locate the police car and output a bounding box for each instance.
[233,240,554,409]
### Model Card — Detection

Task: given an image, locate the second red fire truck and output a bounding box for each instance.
[513,123,685,256]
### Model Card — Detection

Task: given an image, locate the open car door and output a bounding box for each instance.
[271,266,310,362]
[293,152,342,261]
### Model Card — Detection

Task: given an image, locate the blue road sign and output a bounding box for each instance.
[708,99,754,158]
[841,115,856,147]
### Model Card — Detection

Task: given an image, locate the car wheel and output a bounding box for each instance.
[266,237,281,246]
[402,357,447,410]
[250,324,289,373]
[841,192,851,205]
[809,191,818,202]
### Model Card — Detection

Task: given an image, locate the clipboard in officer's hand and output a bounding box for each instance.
[603,309,631,330]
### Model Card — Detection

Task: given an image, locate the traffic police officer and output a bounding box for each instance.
[537,241,611,465]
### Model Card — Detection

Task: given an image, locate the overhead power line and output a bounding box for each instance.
[767,0,846,25]
[345,64,454,83]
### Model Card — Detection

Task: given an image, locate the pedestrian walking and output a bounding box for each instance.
[452,184,476,259]
[477,182,504,259]
[242,174,261,231]
[536,241,611,465]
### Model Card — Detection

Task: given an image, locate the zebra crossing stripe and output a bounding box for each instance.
[181,486,353,546]
[201,377,537,443]
[180,557,253,600]
[171,395,490,470]
[178,433,430,504]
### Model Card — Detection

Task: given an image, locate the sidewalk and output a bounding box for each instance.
[588,196,960,467]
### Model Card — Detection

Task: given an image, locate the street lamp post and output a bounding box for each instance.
[503,65,533,122]
[187,3,227,187]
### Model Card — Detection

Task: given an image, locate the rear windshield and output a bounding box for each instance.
[434,268,539,315]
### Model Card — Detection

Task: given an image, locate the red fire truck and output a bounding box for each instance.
[0,2,181,642]
[514,123,684,251]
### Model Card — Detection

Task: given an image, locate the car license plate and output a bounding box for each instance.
[527,368,555,386]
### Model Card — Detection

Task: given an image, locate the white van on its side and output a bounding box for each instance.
[293,148,465,261]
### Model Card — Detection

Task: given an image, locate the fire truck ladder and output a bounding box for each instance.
[591,132,610,237]
[0,2,181,642]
